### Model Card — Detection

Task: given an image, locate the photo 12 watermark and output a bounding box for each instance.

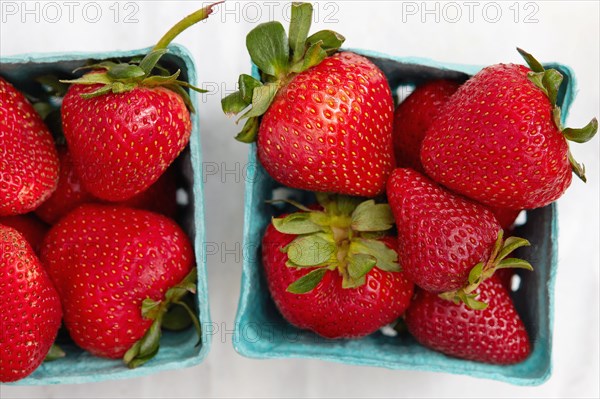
[201,1,340,24]
[0,1,542,26]
[0,1,140,24]
[201,161,269,184]
[398,1,540,23]
[199,238,337,266]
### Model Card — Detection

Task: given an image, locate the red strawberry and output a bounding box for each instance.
[40,205,196,367]
[393,79,460,172]
[495,268,515,291]
[119,166,178,219]
[262,194,414,338]
[61,84,190,202]
[35,146,95,224]
[0,224,62,382]
[421,49,597,210]
[36,146,178,224]
[0,77,59,216]
[405,277,531,364]
[59,3,221,202]
[222,4,394,197]
[0,214,49,253]
[387,168,532,305]
[490,207,522,232]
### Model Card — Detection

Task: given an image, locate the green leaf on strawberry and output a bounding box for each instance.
[350,238,401,273]
[563,118,599,143]
[247,22,289,78]
[272,212,322,235]
[439,230,533,309]
[287,268,329,294]
[60,2,223,112]
[285,233,335,267]
[221,2,345,141]
[124,268,200,368]
[351,200,395,232]
[517,47,598,182]
[272,194,400,293]
[345,254,377,288]
[288,2,313,63]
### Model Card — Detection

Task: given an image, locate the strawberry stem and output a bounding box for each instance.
[153,2,223,51]
[61,3,221,109]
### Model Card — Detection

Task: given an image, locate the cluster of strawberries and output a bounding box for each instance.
[0,3,223,383]
[222,4,597,365]
[1,0,596,384]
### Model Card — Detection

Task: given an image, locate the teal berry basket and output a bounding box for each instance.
[234,48,575,386]
[0,44,211,385]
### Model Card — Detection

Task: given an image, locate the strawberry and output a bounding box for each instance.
[61,85,189,202]
[495,268,515,291]
[222,3,394,197]
[0,77,59,216]
[119,165,178,219]
[490,207,522,232]
[393,79,461,172]
[387,168,532,307]
[40,205,197,367]
[0,214,49,253]
[421,49,597,210]
[405,277,531,364]
[0,224,62,382]
[59,3,220,202]
[35,146,177,224]
[262,194,414,339]
[35,146,95,224]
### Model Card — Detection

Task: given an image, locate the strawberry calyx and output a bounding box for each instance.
[123,268,200,369]
[60,2,223,113]
[221,2,345,143]
[439,230,533,310]
[271,193,400,294]
[517,48,598,182]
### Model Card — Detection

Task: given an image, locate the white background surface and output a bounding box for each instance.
[1,1,598,397]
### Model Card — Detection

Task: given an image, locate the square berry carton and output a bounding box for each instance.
[0,44,211,385]
[233,48,575,386]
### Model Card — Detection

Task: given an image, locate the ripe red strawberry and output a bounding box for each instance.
[0,77,59,216]
[40,205,196,367]
[0,224,62,382]
[0,214,49,253]
[490,207,522,232]
[387,168,532,306]
[262,194,414,338]
[405,277,531,364]
[421,49,597,210]
[393,79,460,172]
[36,146,177,224]
[119,166,178,219]
[495,268,515,291]
[222,4,394,197]
[59,3,220,202]
[35,146,95,224]
[61,84,190,202]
